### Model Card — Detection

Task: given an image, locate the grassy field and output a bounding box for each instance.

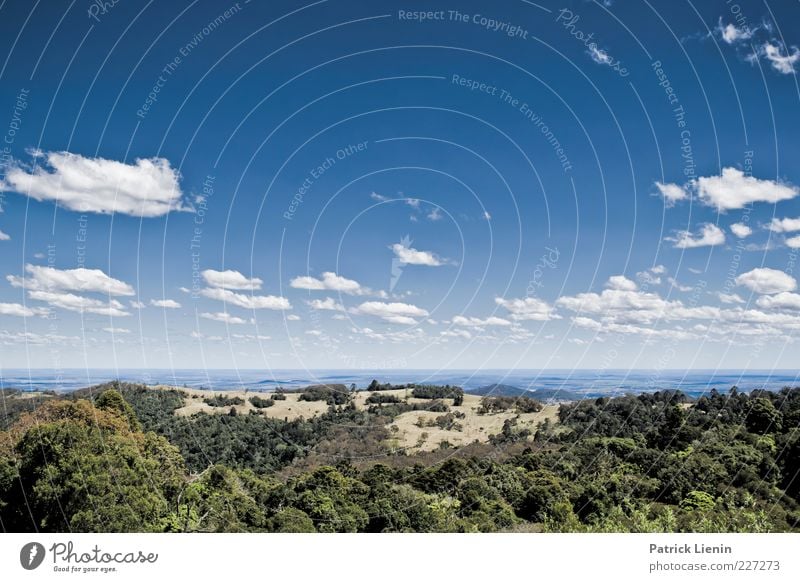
[153,385,560,452]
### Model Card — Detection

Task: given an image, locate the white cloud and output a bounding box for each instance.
[668,277,693,292]
[290,271,368,295]
[102,327,130,334]
[606,275,638,291]
[231,333,270,341]
[286,314,301,321]
[760,41,800,75]
[451,315,512,327]
[426,207,443,221]
[307,297,344,311]
[717,292,745,304]
[786,235,800,249]
[557,287,719,325]
[718,20,753,44]
[201,269,262,290]
[200,287,291,310]
[482,211,492,221]
[668,223,725,249]
[0,302,48,317]
[8,264,134,295]
[655,181,688,206]
[730,223,752,238]
[588,46,612,65]
[441,329,472,339]
[391,242,445,267]
[695,168,798,210]
[151,299,181,309]
[130,300,146,309]
[0,330,80,345]
[495,297,558,321]
[201,311,248,324]
[370,192,390,202]
[0,151,186,217]
[6,264,135,317]
[756,292,800,311]
[651,265,667,275]
[0,230,9,241]
[768,217,800,233]
[29,290,129,316]
[405,198,421,209]
[353,301,429,324]
[735,267,797,295]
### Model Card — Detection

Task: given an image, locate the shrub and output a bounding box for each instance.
[205,395,245,407]
[250,396,274,409]
[412,385,464,400]
[366,393,402,405]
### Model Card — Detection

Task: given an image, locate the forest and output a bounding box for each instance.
[0,382,798,533]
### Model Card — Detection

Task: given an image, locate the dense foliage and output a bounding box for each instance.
[1,384,798,532]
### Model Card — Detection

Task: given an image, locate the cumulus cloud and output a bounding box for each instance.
[286,314,301,321]
[655,181,688,206]
[151,299,181,309]
[290,271,369,295]
[391,242,445,266]
[735,268,797,295]
[756,292,800,311]
[0,151,186,217]
[730,223,753,238]
[0,230,9,241]
[201,311,248,324]
[495,297,558,321]
[307,297,344,311]
[7,264,134,295]
[102,327,130,334]
[668,223,725,249]
[0,302,48,317]
[6,264,135,317]
[200,287,291,310]
[695,168,798,210]
[451,315,512,327]
[557,284,720,326]
[606,275,638,291]
[768,217,800,233]
[786,236,800,249]
[353,301,429,324]
[201,269,262,290]
[441,329,472,339]
[717,292,745,304]
[29,291,129,316]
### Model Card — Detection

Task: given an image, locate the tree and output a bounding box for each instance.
[745,398,783,435]
[95,388,141,431]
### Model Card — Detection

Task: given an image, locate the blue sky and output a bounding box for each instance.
[1,0,799,371]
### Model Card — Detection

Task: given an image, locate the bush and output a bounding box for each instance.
[250,396,274,409]
[270,393,287,401]
[298,385,351,405]
[205,395,245,407]
[366,393,402,405]
[412,385,464,400]
[479,396,542,414]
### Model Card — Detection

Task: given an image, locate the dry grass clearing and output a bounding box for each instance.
[155,385,560,453]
